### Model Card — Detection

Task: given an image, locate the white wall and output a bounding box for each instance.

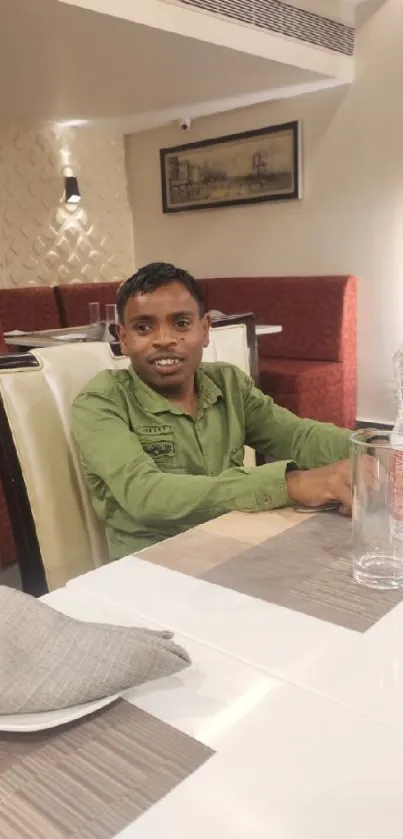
[0,122,134,288]
[125,0,402,424]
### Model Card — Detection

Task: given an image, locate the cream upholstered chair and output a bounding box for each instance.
[0,344,129,595]
[203,320,256,468]
[0,319,256,595]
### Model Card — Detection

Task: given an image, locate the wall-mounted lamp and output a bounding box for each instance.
[64,175,81,205]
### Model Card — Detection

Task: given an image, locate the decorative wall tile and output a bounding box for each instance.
[0,123,134,289]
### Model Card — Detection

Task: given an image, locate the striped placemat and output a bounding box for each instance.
[201,513,403,631]
[0,700,213,838]
[143,510,403,632]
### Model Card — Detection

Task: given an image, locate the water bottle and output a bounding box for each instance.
[390,344,403,539]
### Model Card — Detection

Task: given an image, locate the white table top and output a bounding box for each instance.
[42,538,403,839]
[255,324,282,336]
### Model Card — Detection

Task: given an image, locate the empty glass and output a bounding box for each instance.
[105,304,118,324]
[104,304,118,342]
[88,302,101,324]
[351,429,403,589]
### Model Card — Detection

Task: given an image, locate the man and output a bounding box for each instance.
[72,262,353,561]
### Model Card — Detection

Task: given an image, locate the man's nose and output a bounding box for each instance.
[152,326,178,347]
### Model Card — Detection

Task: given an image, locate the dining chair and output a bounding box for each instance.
[0,344,129,595]
[207,312,259,386]
[203,315,257,469]
[0,320,255,595]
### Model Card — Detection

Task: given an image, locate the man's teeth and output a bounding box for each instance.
[153,358,181,367]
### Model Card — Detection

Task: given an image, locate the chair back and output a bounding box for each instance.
[204,319,256,467]
[0,344,129,593]
[203,321,249,369]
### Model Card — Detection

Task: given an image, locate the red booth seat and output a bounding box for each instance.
[202,275,356,429]
[0,286,61,333]
[0,326,7,355]
[55,281,122,327]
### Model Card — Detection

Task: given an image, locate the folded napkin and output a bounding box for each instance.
[0,586,191,715]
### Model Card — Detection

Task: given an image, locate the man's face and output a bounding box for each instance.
[118,282,210,392]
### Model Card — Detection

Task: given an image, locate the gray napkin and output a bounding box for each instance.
[0,586,191,715]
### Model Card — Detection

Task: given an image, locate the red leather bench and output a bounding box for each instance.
[202,275,356,429]
[0,286,61,333]
[55,281,122,327]
[0,325,7,355]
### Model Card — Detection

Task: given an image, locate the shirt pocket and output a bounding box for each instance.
[138,426,183,472]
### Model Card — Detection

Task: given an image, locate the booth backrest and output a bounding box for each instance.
[0,287,61,333]
[55,281,122,327]
[203,275,356,363]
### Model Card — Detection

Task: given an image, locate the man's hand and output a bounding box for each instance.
[286,460,353,514]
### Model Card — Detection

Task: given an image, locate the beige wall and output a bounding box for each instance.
[125,0,402,424]
[0,122,134,289]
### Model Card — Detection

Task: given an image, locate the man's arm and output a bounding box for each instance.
[242,373,351,467]
[72,389,296,532]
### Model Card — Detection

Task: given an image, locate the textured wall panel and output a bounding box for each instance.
[0,123,134,289]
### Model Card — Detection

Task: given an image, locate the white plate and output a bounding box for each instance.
[0,693,119,732]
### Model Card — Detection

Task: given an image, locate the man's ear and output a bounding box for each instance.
[202,312,211,348]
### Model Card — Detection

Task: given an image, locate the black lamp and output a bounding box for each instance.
[64,175,81,204]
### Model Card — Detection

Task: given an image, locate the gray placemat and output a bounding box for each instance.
[0,700,213,838]
[202,513,403,631]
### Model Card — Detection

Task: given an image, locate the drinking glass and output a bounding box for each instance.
[351,429,403,589]
[105,304,118,324]
[104,303,118,341]
[88,302,101,324]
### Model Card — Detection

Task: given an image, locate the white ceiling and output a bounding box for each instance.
[0,0,336,129]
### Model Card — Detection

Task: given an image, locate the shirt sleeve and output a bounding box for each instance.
[240,370,351,466]
[72,387,295,532]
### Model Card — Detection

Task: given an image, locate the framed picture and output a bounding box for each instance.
[160,120,301,214]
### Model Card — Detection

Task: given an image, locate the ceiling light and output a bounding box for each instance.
[64,175,81,205]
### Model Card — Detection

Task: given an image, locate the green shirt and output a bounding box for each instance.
[72,362,351,560]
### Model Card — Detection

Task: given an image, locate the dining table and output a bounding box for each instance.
[3,322,282,351]
[255,323,282,336]
[3,323,109,350]
[5,507,403,838]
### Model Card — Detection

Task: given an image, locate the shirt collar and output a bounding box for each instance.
[128,364,222,415]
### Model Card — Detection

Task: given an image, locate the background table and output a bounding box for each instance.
[3,323,106,350]
[255,324,282,336]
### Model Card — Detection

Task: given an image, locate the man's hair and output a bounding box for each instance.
[117,262,205,323]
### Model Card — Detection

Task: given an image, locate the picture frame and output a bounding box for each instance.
[160,120,301,214]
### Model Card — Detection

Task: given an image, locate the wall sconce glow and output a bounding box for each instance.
[60,148,71,167]
[64,175,81,205]
[58,119,89,128]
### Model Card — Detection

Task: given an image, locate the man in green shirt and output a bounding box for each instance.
[72,262,353,561]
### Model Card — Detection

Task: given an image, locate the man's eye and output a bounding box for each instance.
[176,319,191,329]
[134,323,152,334]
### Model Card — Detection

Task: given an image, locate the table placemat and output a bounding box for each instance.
[200,513,403,631]
[0,700,212,839]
